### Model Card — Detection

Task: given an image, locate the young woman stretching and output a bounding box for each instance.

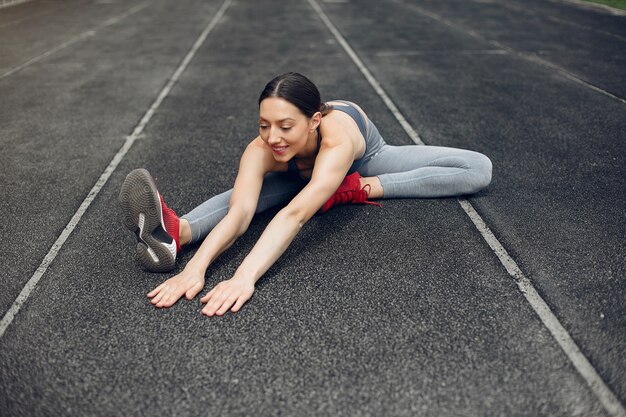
[119,72,492,317]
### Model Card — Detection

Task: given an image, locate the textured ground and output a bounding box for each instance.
[0,0,624,416]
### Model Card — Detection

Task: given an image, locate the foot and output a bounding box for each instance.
[159,194,181,252]
[319,172,382,213]
[118,168,180,272]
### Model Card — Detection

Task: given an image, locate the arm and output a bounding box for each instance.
[147,138,275,308]
[185,141,270,272]
[201,136,355,316]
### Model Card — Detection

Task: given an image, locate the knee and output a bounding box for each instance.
[479,153,492,185]
[470,152,492,192]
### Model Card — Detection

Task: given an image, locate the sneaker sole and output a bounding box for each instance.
[118,168,176,272]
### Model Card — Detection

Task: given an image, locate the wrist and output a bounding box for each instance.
[185,258,208,275]
[233,267,257,285]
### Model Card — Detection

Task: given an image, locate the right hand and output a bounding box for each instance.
[147,266,205,308]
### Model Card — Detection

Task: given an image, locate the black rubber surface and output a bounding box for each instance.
[0,0,624,415]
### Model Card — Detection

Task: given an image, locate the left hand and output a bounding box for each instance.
[200,277,255,317]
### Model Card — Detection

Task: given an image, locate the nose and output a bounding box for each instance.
[267,127,281,145]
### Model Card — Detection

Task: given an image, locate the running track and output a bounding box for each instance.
[0,0,624,415]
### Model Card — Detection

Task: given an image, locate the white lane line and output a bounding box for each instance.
[0,0,232,338]
[399,1,626,105]
[306,0,626,415]
[546,16,626,41]
[460,201,626,417]
[0,3,60,28]
[306,0,424,146]
[374,49,508,57]
[0,0,95,29]
[545,14,626,42]
[0,0,33,10]
[466,0,626,42]
[550,0,626,16]
[0,2,146,80]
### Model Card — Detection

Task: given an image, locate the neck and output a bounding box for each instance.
[297,128,319,160]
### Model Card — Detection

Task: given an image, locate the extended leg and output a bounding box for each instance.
[181,172,307,245]
[358,145,492,198]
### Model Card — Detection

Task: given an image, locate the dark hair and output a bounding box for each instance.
[258,72,332,117]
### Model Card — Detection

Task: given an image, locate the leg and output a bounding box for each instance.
[358,144,492,198]
[180,172,307,245]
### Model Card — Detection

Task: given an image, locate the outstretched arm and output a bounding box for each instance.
[201,138,355,316]
[147,139,273,308]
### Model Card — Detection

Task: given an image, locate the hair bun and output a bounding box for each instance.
[319,102,333,116]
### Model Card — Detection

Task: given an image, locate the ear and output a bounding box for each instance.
[309,111,322,131]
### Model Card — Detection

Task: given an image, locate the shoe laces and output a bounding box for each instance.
[331,183,382,208]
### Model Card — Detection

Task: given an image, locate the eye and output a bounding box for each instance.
[259,125,268,129]
[281,126,292,131]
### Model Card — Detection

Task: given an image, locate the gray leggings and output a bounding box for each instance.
[182,137,492,244]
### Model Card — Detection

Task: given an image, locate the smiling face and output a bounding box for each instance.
[259,97,320,161]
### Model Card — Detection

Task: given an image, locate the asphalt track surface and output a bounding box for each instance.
[1,0,624,415]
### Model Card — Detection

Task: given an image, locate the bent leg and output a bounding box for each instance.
[358,145,492,198]
[181,172,307,244]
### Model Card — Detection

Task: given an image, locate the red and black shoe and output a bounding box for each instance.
[319,172,382,214]
[118,168,180,272]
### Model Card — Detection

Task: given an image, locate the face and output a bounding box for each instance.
[259,97,320,161]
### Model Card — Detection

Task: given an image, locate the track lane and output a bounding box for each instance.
[308,0,625,414]
[0,0,225,317]
[313,0,626,406]
[1,0,623,415]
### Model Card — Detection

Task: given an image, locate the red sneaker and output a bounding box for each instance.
[159,194,181,252]
[319,172,382,214]
[118,168,179,272]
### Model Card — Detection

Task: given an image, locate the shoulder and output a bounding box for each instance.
[318,116,350,148]
[326,99,366,113]
[318,103,364,147]
[242,136,284,172]
[326,99,369,121]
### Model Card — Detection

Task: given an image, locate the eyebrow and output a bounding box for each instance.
[259,117,296,123]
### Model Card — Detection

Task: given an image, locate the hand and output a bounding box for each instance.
[200,277,255,317]
[147,267,205,308]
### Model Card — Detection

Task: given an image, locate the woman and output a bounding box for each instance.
[119,72,492,317]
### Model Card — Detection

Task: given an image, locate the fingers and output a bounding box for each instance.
[150,289,167,306]
[147,282,166,298]
[146,272,206,309]
[231,296,246,313]
[215,295,239,316]
[185,282,203,300]
[152,289,172,308]
[199,288,215,304]
[202,290,237,317]
[148,282,184,308]
[201,288,252,317]
[155,291,177,308]
[149,277,253,316]
[201,291,230,317]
